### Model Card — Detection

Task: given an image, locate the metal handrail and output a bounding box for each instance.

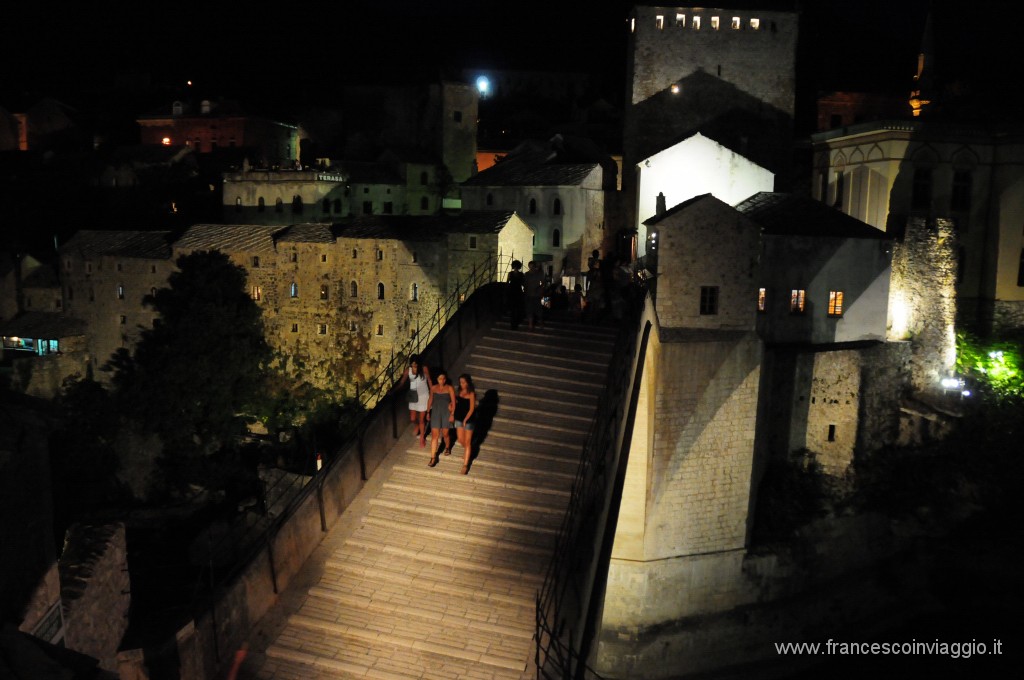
[534,284,648,680]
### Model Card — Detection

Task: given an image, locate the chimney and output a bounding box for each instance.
[656,191,667,216]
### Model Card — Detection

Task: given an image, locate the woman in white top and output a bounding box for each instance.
[396,354,431,448]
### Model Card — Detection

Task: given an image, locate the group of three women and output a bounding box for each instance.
[398,355,475,474]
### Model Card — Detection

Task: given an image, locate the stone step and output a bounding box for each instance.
[477,335,614,363]
[484,327,616,351]
[471,351,610,383]
[388,463,572,502]
[354,514,553,560]
[368,497,560,537]
[479,429,583,457]
[396,442,579,478]
[472,342,611,370]
[468,375,601,405]
[466,363,606,392]
[377,481,567,528]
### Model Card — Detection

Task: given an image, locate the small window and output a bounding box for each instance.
[363,187,369,194]
[411,283,419,301]
[486,193,494,206]
[699,286,719,315]
[119,314,127,325]
[150,287,157,297]
[453,110,462,123]
[291,323,298,333]
[352,248,358,259]
[469,236,478,249]
[151,265,157,274]
[757,287,766,312]
[292,196,303,214]
[376,249,383,261]
[236,197,243,212]
[67,286,74,300]
[251,285,262,301]
[790,289,806,314]
[420,196,428,210]
[320,254,327,263]
[290,282,298,298]
[827,424,836,442]
[351,281,358,297]
[376,324,384,336]
[318,323,327,335]
[731,16,740,29]
[258,197,265,212]
[411,251,418,263]
[655,14,664,30]
[552,229,561,248]
[710,16,720,30]
[117,284,125,300]
[828,291,844,317]
[675,13,685,26]
[252,256,260,268]
[377,282,385,300]
[275,198,284,212]
[692,16,701,30]
[529,198,537,215]
[553,197,562,215]
[320,284,329,300]
[750,17,760,29]
[116,262,123,272]
[291,252,298,263]
[348,321,357,332]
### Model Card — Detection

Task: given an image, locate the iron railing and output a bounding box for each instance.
[535,285,649,680]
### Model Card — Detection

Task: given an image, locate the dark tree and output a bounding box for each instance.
[110,250,271,461]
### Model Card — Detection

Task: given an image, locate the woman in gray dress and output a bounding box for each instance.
[426,370,456,467]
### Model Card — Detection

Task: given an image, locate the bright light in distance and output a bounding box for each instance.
[161,137,171,145]
[670,83,681,94]
[962,390,972,397]
[940,377,960,389]
[475,76,490,96]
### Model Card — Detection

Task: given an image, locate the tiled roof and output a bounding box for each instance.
[735,192,890,239]
[462,152,599,187]
[332,211,517,241]
[641,193,715,226]
[0,311,87,338]
[61,230,174,259]
[175,224,286,253]
[275,223,335,243]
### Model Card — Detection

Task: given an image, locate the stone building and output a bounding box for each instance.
[812,119,1024,332]
[59,230,176,376]
[460,137,613,275]
[623,4,798,206]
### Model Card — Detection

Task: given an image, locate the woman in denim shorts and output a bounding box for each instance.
[453,374,477,474]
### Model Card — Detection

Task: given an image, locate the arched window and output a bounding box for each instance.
[290,282,298,298]
[411,283,419,301]
[292,195,303,214]
[377,282,385,300]
[486,193,494,206]
[529,198,537,215]
[553,197,562,215]
[235,197,242,212]
[258,197,265,212]
[420,171,429,185]
[420,196,428,210]
[552,228,561,247]
[350,281,358,297]
[275,198,284,213]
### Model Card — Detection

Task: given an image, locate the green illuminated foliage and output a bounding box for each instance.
[955,331,1024,402]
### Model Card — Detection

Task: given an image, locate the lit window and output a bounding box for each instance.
[236,197,242,212]
[790,289,806,314]
[711,16,720,30]
[700,286,719,315]
[411,283,419,301]
[469,236,478,249]
[117,284,125,300]
[318,323,327,335]
[320,284,329,300]
[655,14,664,30]
[290,282,298,298]
[252,256,260,268]
[731,16,740,29]
[630,17,635,32]
[351,281,358,297]
[291,323,298,333]
[376,324,384,336]
[757,287,766,312]
[251,285,262,301]
[675,13,685,26]
[750,18,760,30]
[828,291,844,316]
[162,136,171,145]
[377,282,385,300]
[692,16,701,29]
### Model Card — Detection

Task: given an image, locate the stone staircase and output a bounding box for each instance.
[256,318,616,679]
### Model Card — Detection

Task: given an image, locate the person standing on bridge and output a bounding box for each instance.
[426,370,456,467]
[506,259,526,330]
[453,374,477,474]
[395,354,431,448]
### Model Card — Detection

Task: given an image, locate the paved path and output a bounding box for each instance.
[240,319,617,679]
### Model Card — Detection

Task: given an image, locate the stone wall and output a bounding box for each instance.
[803,350,861,474]
[888,216,958,391]
[60,522,130,672]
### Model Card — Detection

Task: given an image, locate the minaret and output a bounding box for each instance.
[909,11,934,117]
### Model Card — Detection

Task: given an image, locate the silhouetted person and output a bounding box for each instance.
[506,259,526,330]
